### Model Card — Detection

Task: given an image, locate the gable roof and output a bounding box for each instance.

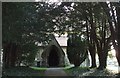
[38,35,67,47]
[55,36,67,47]
[41,34,65,58]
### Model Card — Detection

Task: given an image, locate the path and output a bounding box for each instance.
[44,68,68,76]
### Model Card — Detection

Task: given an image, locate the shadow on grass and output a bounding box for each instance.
[2,66,46,76]
[65,67,90,76]
[65,66,119,78]
[88,69,113,76]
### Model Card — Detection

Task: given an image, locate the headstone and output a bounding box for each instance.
[37,61,40,67]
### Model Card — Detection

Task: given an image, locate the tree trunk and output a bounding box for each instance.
[3,42,18,68]
[97,19,110,69]
[90,22,97,68]
[10,43,17,67]
[97,42,109,70]
[86,20,96,68]
[89,44,96,68]
[101,2,120,69]
[116,5,120,67]
[116,5,120,73]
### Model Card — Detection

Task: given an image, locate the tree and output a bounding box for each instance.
[100,2,120,70]
[2,2,119,70]
[87,3,111,69]
[2,2,26,67]
[116,2,120,68]
[65,2,112,69]
[67,33,87,67]
[51,2,112,69]
[19,42,38,66]
[2,2,55,67]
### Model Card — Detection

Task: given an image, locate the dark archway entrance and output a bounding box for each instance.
[48,45,59,67]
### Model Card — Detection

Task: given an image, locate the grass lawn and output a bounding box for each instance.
[30,66,47,70]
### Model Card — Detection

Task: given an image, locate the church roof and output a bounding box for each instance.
[38,35,68,47]
[41,34,65,58]
[55,36,68,47]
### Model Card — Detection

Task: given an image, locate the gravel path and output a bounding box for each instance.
[44,68,68,76]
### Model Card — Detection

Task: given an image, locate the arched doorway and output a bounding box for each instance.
[48,45,59,67]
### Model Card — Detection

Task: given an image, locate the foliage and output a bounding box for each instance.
[20,43,39,66]
[67,33,87,67]
[2,2,55,67]
[2,2,120,68]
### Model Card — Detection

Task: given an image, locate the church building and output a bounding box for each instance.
[35,34,70,67]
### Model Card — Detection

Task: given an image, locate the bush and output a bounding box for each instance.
[67,33,88,67]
